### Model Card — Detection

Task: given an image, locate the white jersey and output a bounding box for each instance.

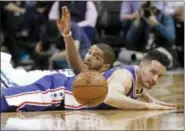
[1,52,75,88]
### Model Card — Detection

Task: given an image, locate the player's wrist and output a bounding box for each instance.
[61,31,72,37]
[144,103,151,109]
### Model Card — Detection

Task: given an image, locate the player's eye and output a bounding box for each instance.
[158,74,164,78]
[88,51,91,55]
[150,70,156,75]
[95,56,100,60]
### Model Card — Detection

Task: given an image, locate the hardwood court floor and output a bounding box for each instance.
[1,73,184,130]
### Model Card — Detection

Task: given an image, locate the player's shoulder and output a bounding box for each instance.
[113,66,133,76]
[108,67,132,86]
[113,68,132,79]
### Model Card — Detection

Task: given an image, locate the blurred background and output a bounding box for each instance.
[0,1,184,71]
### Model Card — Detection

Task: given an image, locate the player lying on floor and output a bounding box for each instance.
[1,49,176,112]
[1,52,75,89]
[0,40,114,89]
[58,6,176,109]
[0,7,176,112]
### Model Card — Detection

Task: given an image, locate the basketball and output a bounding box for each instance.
[72,71,108,106]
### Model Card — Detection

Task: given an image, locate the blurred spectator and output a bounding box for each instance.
[163,2,184,20]
[3,1,53,41]
[34,21,91,70]
[120,1,179,69]
[1,1,25,65]
[57,1,98,42]
[19,1,53,42]
[93,1,103,14]
[120,1,165,37]
[1,1,53,66]
[163,2,184,67]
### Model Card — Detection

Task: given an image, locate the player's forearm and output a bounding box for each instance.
[63,34,87,73]
[104,83,148,109]
[105,92,149,109]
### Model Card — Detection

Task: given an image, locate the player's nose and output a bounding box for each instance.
[152,76,158,85]
[86,55,92,61]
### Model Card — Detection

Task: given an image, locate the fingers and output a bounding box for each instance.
[158,104,176,110]
[63,6,71,21]
[60,7,65,23]
[163,106,176,110]
[56,6,65,25]
[153,104,176,110]
[60,6,71,21]
[56,17,62,31]
[61,6,65,20]
[62,6,68,16]
[158,102,177,107]
[64,6,70,17]
[165,103,177,107]
[57,6,67,30]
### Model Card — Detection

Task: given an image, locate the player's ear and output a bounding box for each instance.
[101,64,110,72]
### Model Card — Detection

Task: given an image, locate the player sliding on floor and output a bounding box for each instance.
[0,6,176,112]
[57,6,176,110]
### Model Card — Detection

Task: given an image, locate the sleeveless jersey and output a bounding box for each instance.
[1,65,143,111]
[64,65,143,110]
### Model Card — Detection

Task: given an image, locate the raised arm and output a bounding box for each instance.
[56,6,88,74]
[104,69,176,110]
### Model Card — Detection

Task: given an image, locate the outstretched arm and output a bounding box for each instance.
[105,81,175,110]
[56,6,88,74]
[104,70,176,110]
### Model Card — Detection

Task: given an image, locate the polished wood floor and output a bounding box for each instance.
[1,73,184,130]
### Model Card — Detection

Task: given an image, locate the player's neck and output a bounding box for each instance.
[133,67,143,97]
[135,67,143,89]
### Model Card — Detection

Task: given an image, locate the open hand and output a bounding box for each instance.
[152,99,177,107]
[147,103,176,110]
[56,6,71,35]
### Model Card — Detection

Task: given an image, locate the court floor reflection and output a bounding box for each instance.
[1,74,184,130]
[1,110,183,130]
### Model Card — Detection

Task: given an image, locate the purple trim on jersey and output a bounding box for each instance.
[91,65,140,110]
[123,66,136,80]
[103,65,138,99]
[102,66,137,95]
[1,66,142,111]
[123,66,139,99]
[103,67,117,79]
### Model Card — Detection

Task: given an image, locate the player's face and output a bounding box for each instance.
[84,45,105,72]
[139,60,166,89]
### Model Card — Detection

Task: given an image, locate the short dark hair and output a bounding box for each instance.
[95,43,115,65]
[142,50,170,68]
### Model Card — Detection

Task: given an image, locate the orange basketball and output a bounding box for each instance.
[72,71,108,107]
